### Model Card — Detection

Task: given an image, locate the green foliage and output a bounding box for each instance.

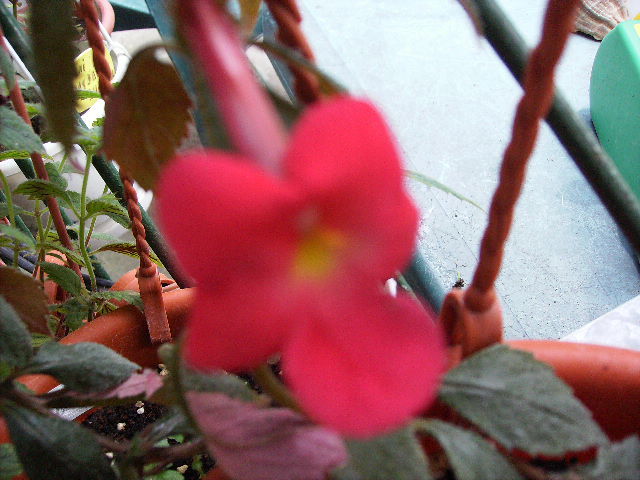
[86,193,131,227]
[332,426,432,480]
[26,341,139,393]
[0,224,35,248]
[44,162,69,190]
[29,0,78,150]
[39,261,82,296]
[13,178,68,201]
[157,343,255,405]
[578,436,640,479]
[91,241,162,266]
[1,403,116,480]
[0,444,23,480]
[417,420,523,480]
[0,296,33,369]
[439,344,608,456]
[0,106,44,154]
[0,47,16,91]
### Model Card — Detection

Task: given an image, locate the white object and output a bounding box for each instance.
[563,295,640,351]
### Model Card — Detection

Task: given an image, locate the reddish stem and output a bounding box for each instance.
[0,32,82,279]
[177,0,288,175]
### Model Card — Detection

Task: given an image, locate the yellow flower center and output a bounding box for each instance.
[293,227,346,281]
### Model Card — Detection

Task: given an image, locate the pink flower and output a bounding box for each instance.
[157,96,446,437]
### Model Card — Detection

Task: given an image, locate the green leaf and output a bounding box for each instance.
[156,343,254,404]
[0,443,23,480]
[74,125,102,151]
[36,242,86,268]
[29,0,78,150]
[85,194,131,228]
[0,47,16,91]
[0,267,50,334]
[0,149,33,161]
[91,290,143,310]
[13,178,68,201]
[90,241,162,266]
[182,367,254,401]
[416,420,523,480]
[145,471,185,480]
[0,106,45,154]
[76,89,102,100]
[0,224,36,248]
[0,202,33,218]
[1,403,116,480]
[331,426,432,480]
[62,190,83,214]
[27,341,139,393]
[103,46,192,190]
[0,295,33,369]
[439,344,608,456]
[579,436,640,480]
[44,162,68,190]
[406,170,483,210]
[39,261,82,296]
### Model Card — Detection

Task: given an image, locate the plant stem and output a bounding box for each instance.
[252,364,301,411]
[91,154,191,288]
[33,199,45,279]
[78,152,97,291]
[0,169,19,267]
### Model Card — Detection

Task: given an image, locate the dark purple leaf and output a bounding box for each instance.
[187,392,347,480]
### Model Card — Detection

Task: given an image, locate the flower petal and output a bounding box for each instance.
[283,290,446,438]
[284,98,418,280]
[185,279,292,372]
[156,151,300,284]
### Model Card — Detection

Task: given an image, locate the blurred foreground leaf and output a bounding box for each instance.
[29,0,77,150]
[440,344,607,456]
[2,403,116,480]
[103,47,192,190]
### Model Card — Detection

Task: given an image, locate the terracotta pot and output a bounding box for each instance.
[2,276,640,472]
[508,340,640,442]
[0,286,194,449]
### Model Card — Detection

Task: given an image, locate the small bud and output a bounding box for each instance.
[116,422,126,431]
[176,465,189,474]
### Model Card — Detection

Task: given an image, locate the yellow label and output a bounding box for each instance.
[74,47,114,113]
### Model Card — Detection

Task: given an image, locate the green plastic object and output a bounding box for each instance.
[591,20,640,201]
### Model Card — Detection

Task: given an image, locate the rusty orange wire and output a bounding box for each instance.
[465,0,581,313]
[78,0,171,344]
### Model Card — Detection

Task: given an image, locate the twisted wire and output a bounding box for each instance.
[79,0,170,342]
[263,0,321,104]
[466,0,580,312]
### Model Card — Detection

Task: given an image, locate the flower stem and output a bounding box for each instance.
[177,0,288,175]
[78,151,97,291]
[252,364,301,412]
[0,169,19,267]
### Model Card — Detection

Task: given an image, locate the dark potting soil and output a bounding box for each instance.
[82,402,214,479]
